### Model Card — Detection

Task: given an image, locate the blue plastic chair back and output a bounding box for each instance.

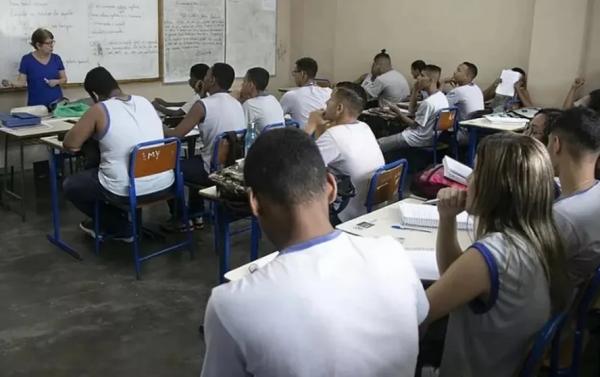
[364,159,408,213]
[554,267,600,376]
[519,312,568,377]
[263,119,301,133]
[210,129,246,173]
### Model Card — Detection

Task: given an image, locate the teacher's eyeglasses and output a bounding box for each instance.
[42,40,56,46]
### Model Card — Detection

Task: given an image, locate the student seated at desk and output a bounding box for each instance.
[163,63,244,230]
[425,133,568,376]
[360,49,410,107]
[305,83,384,223]
[442,62,484,121]
[152,63,209,117]
[483,67,534,111]
[523,108,563,144]
[280,57,332,127]
[201,128,428,377]
[377,64,449,155]
[239,67,285,133]
[548,107,600,286]
[563,77,600,112]
[62,67,174,240]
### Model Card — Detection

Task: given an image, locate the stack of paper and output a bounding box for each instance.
[443,156,472,185]
[399,202,472,230]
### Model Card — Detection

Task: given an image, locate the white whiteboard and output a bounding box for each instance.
[226,0,277,78]
[163,0,225,83]
[162,0,277,83]
[0,0,159,84]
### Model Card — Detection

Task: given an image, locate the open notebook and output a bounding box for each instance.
[442,156,472,185]
[399,202,472,230]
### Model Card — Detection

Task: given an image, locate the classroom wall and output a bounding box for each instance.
[291,0,536,98]
[583,0,600,95]
[0,0,292,169]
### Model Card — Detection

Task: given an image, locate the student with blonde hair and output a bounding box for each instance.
[425,133,567,377]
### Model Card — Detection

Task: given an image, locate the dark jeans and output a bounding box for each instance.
[168,155,212,216]
[63,169,131,235]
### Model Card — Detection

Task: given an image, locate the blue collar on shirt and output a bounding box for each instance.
[555,180,599,203]
[279,230,342,255]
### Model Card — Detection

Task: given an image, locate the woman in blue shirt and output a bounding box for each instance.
[5,28,67,108]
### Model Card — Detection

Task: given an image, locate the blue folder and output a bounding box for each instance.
[0,112,41,128]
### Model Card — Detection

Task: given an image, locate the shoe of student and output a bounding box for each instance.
[193,217,204,230]
[79,219,98,239]
[79,219,134,243]
[160,216,194,233]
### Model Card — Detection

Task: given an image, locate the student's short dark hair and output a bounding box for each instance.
[549,107,600,155]
[462,61,478,79]
[83,67,119,101]
[589,89,600,113]
[535,108,563,145]
[246,67,270,91]
[295,57,318,79]
[411,60,427,72]
[511,67,526,76]
[30,28,53,49]
[190,63,209,81]
[334,84,367,115]
[244,128,328,206]
[375,49,391,62]
[211,63,235,90]
[423,64,442,76]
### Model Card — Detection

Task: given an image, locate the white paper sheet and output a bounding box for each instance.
[495,69,522,97]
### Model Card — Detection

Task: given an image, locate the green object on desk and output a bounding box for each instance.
[53,102,90,118]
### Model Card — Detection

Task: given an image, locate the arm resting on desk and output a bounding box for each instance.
[163,100,205,138]
[63,105,102,152]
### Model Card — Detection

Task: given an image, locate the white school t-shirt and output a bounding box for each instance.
[440,232,551,377]
[201,231,429,377]
[280,85,332,127]
[446,83,484,120]
[402,91,449,147]
[316,121,384,222]
[197,92,245,171]
[554,181,600,285]
[362,70,410,106]
[181,93,201,114]
[243,94,285,133]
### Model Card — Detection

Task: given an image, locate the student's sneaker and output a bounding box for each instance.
[193,217,204,230]
[79,219,134,243]
[79,219,97,239]
[160,216,194,233]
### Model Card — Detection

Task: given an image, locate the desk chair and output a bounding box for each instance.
[93,138,193,279]
[553,266,600,376]
[262,119,301,133]
[315,78,332,88]
[418,107,458,165]
[208,130,260,266]
[519,312,568,377]
[365,159,408,213]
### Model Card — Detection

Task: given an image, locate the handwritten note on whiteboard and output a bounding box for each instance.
[162,0,225,83]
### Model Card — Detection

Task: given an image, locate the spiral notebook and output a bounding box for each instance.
[399,202,472,230]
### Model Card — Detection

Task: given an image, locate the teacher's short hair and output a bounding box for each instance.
[31,28,54,49]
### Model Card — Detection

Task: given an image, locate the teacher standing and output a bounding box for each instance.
[9,28,68,107]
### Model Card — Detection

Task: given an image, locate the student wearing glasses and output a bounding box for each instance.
[2,28,67,108]
[280,57,332,127]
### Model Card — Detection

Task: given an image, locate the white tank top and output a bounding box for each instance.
[198,92,245,171]
[97,95,174,196]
